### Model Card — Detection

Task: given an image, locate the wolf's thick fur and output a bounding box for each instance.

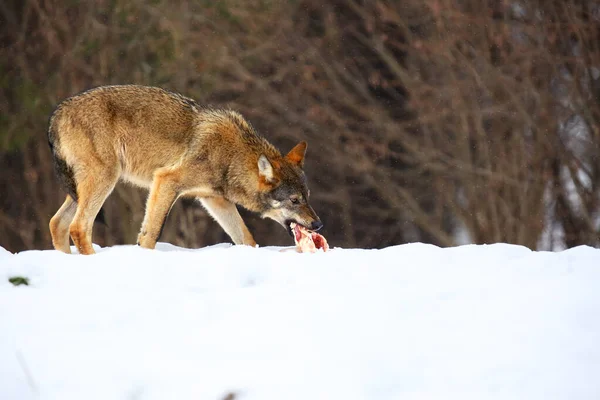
[48,85,322,254]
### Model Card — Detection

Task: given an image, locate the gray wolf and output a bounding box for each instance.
[48,85,322,254]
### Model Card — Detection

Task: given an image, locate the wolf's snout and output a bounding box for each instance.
[310,220,323,231]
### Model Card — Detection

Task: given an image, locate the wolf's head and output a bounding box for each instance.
[257,141,323,235]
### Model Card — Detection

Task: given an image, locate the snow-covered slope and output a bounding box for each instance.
[1,243,599,400]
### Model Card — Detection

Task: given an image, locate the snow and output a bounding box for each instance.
[1,242,599,400]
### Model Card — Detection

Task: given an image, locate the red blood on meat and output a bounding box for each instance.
[311,231,329,251]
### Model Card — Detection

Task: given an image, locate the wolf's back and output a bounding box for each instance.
[46,85,201,198]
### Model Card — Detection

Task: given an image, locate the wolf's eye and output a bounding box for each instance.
[290,197,300,204]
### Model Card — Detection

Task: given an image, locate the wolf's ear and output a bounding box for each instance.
[258,154,275,182]
[285,141,307,168]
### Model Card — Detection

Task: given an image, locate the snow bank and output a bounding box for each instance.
[1,243,599,400]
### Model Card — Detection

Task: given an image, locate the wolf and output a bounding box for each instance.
[47,85,322,255]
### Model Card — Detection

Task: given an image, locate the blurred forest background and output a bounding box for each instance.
[1,0,600,252]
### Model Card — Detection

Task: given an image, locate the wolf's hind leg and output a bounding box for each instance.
[200,196,257,246]
[69,170,119,255]
[137,169,180,249]
[49,195,77,253]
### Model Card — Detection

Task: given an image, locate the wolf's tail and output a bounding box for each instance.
[47,115,78,202]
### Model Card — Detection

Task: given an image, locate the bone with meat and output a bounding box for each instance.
[291,222,329,253]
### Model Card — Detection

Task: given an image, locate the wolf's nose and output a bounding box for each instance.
[310,220,323,231]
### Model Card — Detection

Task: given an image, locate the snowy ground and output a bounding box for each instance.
[1,242,599,400]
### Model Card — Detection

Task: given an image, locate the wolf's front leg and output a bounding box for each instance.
[199,196,257,246]
[138,169,180,249]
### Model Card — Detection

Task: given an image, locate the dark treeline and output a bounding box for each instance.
[1,0,599,252]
